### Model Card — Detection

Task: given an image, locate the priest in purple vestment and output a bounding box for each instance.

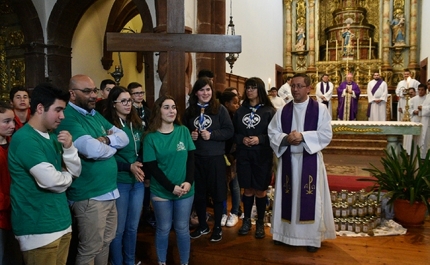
[337,73,361,120]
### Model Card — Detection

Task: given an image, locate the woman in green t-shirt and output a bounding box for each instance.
[143,95,196,265]
[104,86,145,265]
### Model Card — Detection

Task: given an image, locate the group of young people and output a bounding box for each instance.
[0,71,336,265]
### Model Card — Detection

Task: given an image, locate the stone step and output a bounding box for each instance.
[323,146,385,156]
[329,138,387,148]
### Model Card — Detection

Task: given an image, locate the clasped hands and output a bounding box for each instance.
[191,129,211,141]
[173,182,191,197]
[286,130,304,146]
[243,136,259,147]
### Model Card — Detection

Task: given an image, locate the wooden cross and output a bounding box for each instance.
[106,0,241,113]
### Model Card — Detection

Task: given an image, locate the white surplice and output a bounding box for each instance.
[268,97,336,248]
[419,94,430,158]
[278,83,293,104]
[404,95,426,156]
[315,81,334,119]
[367,79,388,121]
[395,78,420,121]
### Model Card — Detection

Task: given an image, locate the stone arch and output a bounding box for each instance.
[7,0,44,88]
[46,0,154,91]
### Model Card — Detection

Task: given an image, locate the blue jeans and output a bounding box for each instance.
[151,194,194,265]
[223,177,241,215]
[110,182,144,265]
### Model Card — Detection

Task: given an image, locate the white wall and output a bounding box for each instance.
[71,0,145,89]
[226,0,284,89]
[420,0,430,79]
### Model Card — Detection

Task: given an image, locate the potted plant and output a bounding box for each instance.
[361,144,430,227]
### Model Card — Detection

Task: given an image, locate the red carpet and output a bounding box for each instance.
[328,175,376,192]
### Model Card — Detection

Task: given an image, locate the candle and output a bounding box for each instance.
[335,41,338,61]
[326,40,329,61]
[357,38,359,60]
[368,38,372,60]
[268,78,271,88]
[379,38,382,59]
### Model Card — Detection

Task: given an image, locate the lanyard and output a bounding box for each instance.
[248,104,262,128]
[197,103,208,131]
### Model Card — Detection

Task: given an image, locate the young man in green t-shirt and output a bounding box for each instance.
[8,83,81,264]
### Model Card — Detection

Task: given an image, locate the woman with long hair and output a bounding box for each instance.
[143,95,195,265]
[233,77,275,239]
[105,86,145,265]
[184,77,234,242]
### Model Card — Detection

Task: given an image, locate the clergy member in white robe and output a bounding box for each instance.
[395,69,420,121]
[268,73,335,253]
[268,87,286,110]
[315,74,334,119]
[367,72,388,121]
[408,84,427,156]
[402,88,416,155]
[278,77,293,104]
[418,86,430,159]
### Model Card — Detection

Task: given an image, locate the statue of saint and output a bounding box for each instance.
[295,26,306,51]
[391,13,406,46]
[342,24,355,56]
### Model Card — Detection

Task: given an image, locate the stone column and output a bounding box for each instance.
[307,0,316,71]
[408,0,418,69]
[284,0,293,73]
[381,0,391,70]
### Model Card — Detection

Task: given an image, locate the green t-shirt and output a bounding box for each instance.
[8,124,71,236]
[115,124,142,184]
[143,124,195,200]
[55,104,117,201]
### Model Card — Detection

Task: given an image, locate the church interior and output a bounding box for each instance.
[1,0,430,264]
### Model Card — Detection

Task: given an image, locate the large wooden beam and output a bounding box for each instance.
[106,33,242,53]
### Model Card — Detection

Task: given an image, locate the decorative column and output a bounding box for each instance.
[408,0,418,69]
[284,0,293,73]
[307,0,316,71]
[381,0,391,70]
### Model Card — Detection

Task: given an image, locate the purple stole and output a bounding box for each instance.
[281,100,319,223]
[367,79,383,117]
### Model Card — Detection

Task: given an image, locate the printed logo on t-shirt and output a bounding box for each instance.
[133,132,140,142]
[242,113,261,129]
[177,141,186,151]
[193,115,212,130]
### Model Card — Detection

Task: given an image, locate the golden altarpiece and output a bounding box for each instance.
[284,0,420,120]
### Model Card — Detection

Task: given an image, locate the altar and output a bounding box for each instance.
[331,121,422,155]
[315,94,392,121]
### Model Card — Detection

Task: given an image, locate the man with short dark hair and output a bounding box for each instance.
[268,73,335,253]
[278,76,293,104]
[9,86,31,132]
[315,74,334,118]
[95,79,116,114]
[9,83,81,265]
[56,74,129,265]
[395,69,420,121]
[367,72,388,121]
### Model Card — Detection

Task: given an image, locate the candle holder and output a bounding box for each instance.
[402,90,411,122]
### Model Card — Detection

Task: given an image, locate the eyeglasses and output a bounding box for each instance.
[246,85,258,91]
[291,84,308,89]
[131,91,145,95]
[71,88,99,95]
[114,99,133,106]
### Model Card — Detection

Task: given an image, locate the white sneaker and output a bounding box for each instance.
[221,214,228,226]
[226,213,239,227]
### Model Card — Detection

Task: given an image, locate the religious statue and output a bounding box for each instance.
[341,21,355,56]
[391,12,406,46]
[295,26,306,51]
